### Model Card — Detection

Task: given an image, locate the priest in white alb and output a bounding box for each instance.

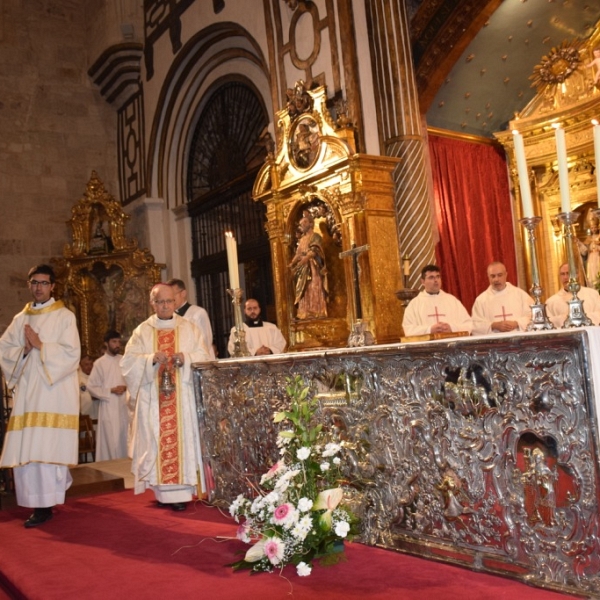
[87,329,130,461]
[402,265,473,337]
[471,262,533,335]
[546,263,600,327]
[227,298,287,356]
[0,265,80,528]
[121,284,212,511]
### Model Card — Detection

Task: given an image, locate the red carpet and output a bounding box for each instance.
[0,490,570,599]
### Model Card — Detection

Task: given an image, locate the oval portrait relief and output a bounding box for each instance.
[289,115,321,170]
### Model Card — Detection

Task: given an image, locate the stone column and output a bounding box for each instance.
[364,0,436,287]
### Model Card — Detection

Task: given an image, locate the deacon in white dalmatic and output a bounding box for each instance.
[0,264,80,528]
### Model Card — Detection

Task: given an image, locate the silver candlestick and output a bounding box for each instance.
[519,216,554,331]
[227,287,251,357]
[557,211,592,328]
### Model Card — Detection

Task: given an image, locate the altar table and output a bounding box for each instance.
[193,328,600,595]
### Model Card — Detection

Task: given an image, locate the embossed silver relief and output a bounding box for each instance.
[194,332,600,595]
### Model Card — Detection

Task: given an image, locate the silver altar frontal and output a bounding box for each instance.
[193,329,600,596]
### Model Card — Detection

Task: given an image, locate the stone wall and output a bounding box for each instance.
[0,0,119,332]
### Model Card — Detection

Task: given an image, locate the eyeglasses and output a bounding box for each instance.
[29,280,52,287]
[153,299,175,306]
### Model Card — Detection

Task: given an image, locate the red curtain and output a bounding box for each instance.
[428,134,517,312]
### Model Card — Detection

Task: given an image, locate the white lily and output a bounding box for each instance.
[312,487,343,529]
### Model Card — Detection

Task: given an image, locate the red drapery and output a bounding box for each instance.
[428,134,517,312]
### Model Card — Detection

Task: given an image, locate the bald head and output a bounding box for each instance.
[487,262,508,291]
[150,284,176,319]
[558,263,570,290]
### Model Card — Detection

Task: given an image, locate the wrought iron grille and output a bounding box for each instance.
[187,82,272,358]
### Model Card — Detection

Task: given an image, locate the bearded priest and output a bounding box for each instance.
[121,283,212,511]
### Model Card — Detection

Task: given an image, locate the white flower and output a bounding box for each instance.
[334,520,350,538]
[297,497,313,512]
[313,488,344,529]
[291,514,313,540]
[320,462,330,472]
[276,431,293,447]
[245,539,266,562]
[333,457,341,465]
[264,491,280,505]
[322,442,341,457]
[260,461,285,484]
[274,468,300,493]
[229,494,246,517]
[297,446,311,460]
[297,561,312,576]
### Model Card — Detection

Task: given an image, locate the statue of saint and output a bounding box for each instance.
[289,212,328,319]
[582,208,600,288]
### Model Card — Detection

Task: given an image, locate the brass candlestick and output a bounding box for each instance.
[519,216,554,331]
[557,211,592,328]
[228,287,251,357]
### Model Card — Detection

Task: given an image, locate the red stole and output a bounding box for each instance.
[156,328,182,485]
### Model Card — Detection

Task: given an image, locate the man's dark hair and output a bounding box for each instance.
[420,264,440,279]
[166,278,185,290]
[104,329,121,343]
[245,298,261,308]
[28,264,55,284]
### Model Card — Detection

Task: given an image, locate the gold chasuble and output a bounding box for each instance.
[156,328,184,486]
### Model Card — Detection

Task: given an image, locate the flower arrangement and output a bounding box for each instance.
[229,376,358,575]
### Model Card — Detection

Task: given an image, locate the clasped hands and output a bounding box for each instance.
[430,322,452,334]
[153,351,184,367]
[23,324,42,355]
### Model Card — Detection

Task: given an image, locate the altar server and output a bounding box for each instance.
[87,330,129,461]
[402,265,473,337]
[121,284,212,511]
[471,262,533,335]
[227,298,287,356]
[0,265,80,527]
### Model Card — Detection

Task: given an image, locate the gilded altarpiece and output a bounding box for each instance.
[53,172,163,356]
[495,29,600,298]
[253,84,402,350]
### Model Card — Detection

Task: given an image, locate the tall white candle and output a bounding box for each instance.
[512,130,534,218]
[553,124,571,214]
[593,119,600,207]
[225,231,240,289]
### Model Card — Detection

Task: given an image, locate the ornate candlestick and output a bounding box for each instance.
[557,211,592,327]
[519,216,554,331]
[228,287,251,357]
